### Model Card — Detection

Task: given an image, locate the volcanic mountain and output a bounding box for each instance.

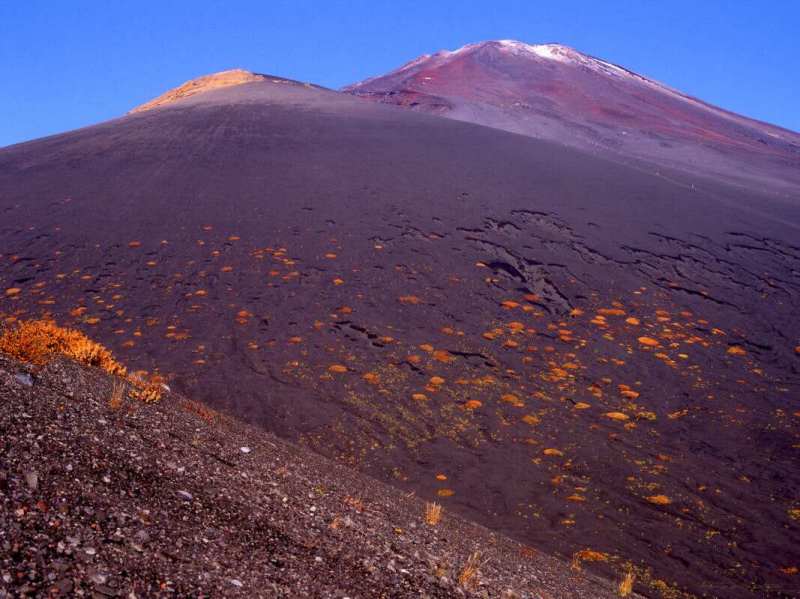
[344,40,800,192]
[2,69,800,598]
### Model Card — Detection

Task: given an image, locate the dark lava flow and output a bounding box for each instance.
[1,79,799,598]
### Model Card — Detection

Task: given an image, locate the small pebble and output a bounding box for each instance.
[25,471,38,491]
[240,446,251,454]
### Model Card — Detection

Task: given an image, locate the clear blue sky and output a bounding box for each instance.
[1,0,798,147]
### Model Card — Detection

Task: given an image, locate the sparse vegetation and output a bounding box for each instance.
[571,549,609,571]
[181,398,218,424]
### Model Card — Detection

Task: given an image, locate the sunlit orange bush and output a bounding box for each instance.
[0,319,161,401]
[0,319,126,376]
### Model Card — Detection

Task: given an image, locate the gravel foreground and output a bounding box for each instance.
[0,354,630,598]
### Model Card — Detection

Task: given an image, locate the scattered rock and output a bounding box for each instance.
[14,373,33,387]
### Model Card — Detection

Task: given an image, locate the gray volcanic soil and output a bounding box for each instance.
[0,353,626,598]
[1,79,800,597]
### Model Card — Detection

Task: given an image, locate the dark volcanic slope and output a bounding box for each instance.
[1,77,800,598]
[344,41,800,192]
[1,354,625,598]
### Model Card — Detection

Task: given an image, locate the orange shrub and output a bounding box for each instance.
[0,319,126,376]
[0,319,162,402]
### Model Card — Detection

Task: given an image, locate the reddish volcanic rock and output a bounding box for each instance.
[344,40,800,190]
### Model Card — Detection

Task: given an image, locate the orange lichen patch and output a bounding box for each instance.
[618,385,640,399]
[194,290,207,297]
[411,393,429,401]
[437,488,455,497]
[398,295,421,304]
[363,372,380,384]
[507,321,526,332]
[604,412,630,421]
[523,294,540,302]
[85,317,100,325]
[482,331,498,341]
[432,349,454,363]
[419,343,434,353]
[667,409,688,420]
[4,288,21,297]
[324,253,337,259]
[597,308,625,316]
[429,376,446,386]
[337,306,353,314]
[781,566,798,576]
[522,414,540,425]
[332,278,345,285]
[569,308,584,317]
[574,402,591,410]
[637,336,660,347]
[543,448,564,457]
[501,300,520,309]
[220,265,233,272]
[646,494,672,505]
[503,339,519,349]
[70,306,88,317]
[625,317,640,326]
[127,241,141,248]
[328,364,348,373]
[501,393,523,407]
[464,400,482,410]
[795,346,800,355]
[727,346,747,356]
[287,336,303,344]
[435,473,448,481]
[567,494,587,502]
[407,354,422,364]
[789,508,800,521]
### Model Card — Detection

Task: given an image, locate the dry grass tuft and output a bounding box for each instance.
[458,552,482,590]
[0,319,162,402]
[424,501,442,526]
[618,567,635,597]
[108,379,126,410]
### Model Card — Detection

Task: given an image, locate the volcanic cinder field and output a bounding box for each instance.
[2,43,800,598]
